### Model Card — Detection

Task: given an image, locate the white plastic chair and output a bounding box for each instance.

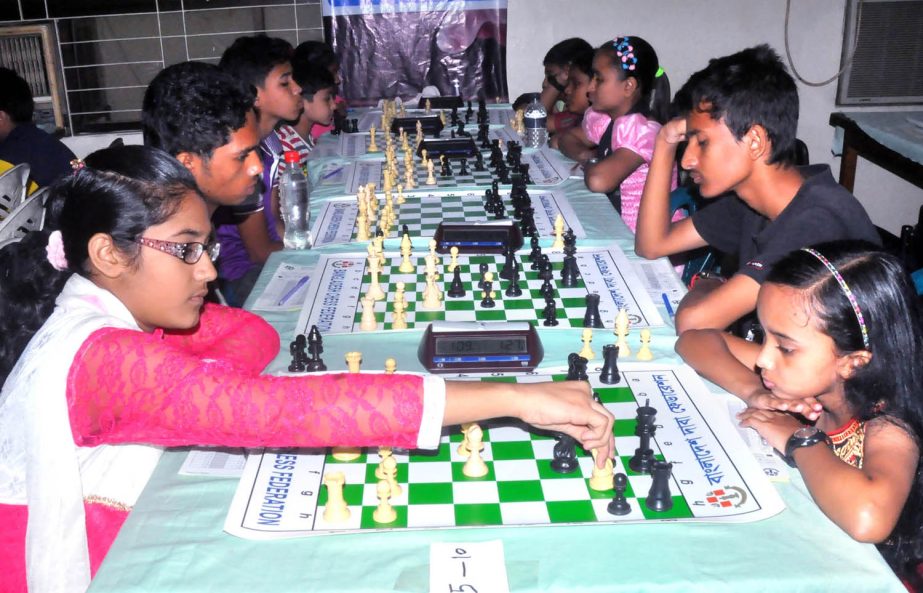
[0,190,45,243]
[0,163,31,220]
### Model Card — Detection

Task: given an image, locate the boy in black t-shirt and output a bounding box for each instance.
[635,45,878,334]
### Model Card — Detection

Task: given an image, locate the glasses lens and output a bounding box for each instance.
[207,242,221,262]
[183,243,205,264]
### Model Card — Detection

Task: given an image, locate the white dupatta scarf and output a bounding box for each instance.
[0,275,162,593]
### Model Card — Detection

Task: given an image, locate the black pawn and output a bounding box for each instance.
[583,293,605,328]
[542,301,558,326]
[645,462,674,512]
[599,344,620,384]
[480,279,495,308]
[459,158,470,176]
[474,152,486,171]
[288,338,306,372]
[550,434,579,473]
[607,473,632,516]
[448,266,466,298]
[505,266,523,297]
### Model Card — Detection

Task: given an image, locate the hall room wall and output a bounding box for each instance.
[505,0,923,234]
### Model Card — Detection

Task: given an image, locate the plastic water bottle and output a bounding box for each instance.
[523,97,548,148]
[279,151,311,249]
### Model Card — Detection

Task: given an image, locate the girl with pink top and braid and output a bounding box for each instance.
[557,36,680,232]
[0,146,614,593]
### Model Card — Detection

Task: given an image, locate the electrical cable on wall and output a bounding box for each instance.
[784,0,864,87]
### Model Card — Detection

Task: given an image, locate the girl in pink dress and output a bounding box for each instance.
[0,146,613,593]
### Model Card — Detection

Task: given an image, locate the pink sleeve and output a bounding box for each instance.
[612,113,660,162]
[581,108,611,144]
[157,303,279,372]
[66,328,425,450]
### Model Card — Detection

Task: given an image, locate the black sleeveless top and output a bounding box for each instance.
[596,119,621,212]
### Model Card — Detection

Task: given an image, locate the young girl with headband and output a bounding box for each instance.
[0,146,614,593]
[676,241,923,582]
[557,36,679,232]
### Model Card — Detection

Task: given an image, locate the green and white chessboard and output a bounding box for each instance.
[294,245,664,335]
[356,107,515,132]
[223,364,784,539]
[310,188,585,248]
[341,159,498,194]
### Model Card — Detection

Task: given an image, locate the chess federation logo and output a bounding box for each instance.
[705,486,747,508]
[332,260,357,269]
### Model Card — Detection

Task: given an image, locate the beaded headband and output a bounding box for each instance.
[612,37,637,72]
[801,248,870,349]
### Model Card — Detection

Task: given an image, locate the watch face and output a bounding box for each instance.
[794,426,820,439]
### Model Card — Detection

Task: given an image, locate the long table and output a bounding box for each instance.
[88,130,903,593]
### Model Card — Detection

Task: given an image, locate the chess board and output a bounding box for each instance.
[341,159,503,194]
[223,364,785,539]
[357,107,515,131]
[294,245,664,336]
[310,189,586,248]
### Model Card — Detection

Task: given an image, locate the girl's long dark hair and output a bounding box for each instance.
[595,36,671,124]
[767,241,923,577]
[0,145,198,386]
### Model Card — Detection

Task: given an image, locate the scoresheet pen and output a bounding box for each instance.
[277,276,310,306]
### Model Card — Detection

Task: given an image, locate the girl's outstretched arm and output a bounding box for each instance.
[583,148,644,195]
[738,411,918,542]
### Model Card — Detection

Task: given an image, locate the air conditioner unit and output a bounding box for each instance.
[0,24,67,133]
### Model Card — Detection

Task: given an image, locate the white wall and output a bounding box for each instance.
[507,0,923,234]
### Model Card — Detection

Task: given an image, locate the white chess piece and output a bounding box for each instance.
[398,241,414,273]
[381,455,403,497]
[359,296,378,331]
[322,472,350,522]
[375,447,393,479]
[462,424,488,478]
[637,328,654,361]
[365,254,385,301]
[372,480,397,523]
[552,213,565,250]
[331,447,361,461]
[384,358,397,374]
[391,299,408,330]
[368,126,378,152]
[426,160,437,185]
[448,246,459,272]
[579,328,595,360]
[615,308,631,357]
[422,273,442,309]
[588,449,615,491]
[345,351,362,373]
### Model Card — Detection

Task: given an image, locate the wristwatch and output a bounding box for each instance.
[784,426,831,467]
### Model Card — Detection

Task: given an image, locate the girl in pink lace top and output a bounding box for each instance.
[0,146,614,593]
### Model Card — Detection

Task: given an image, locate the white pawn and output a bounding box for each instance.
[579,328,595,360]
[422,273,442,309]
[396,183,406,205]
[448,246,459,272]
[456,422,484,456]
[394,281,408,310]
[637,328,654,361]
[322,472,350,522]
[615,308,631,357]
[372,480,397,523]
[428,238,441,264]
[331,447,361,461]
[375,447,393,479]
[462,424,488,478]
[588,449,615,491]
[381,455,403,497]
[404,165,416,190]
[391,299,408,330]
[425,160,437,186]
[359,296,378,331]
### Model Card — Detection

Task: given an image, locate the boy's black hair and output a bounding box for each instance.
[672,45,799,167]
[292,59,336,99]
[142,61,256,159]
[569,46,594,79]
[543,38,593,68]
[0,67,34,123]
[219,35,294,90]
[293,40,338,72]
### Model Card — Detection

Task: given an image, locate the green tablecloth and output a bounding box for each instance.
[88,143,902,593]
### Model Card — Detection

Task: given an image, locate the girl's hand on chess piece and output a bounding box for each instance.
[515,381,615,467]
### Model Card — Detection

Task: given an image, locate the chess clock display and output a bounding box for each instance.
[433,221,523,254]
[416,95,463,109]
[418,321,543,373]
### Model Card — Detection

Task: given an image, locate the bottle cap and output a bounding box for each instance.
[283,150,300,164]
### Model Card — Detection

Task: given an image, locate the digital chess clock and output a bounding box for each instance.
[390,115,443,137]
[417,95,463,110]
[433,222,523,254]
[419,321,544,373]
[417,137,479,159]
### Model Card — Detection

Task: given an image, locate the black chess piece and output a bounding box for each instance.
[645,462,674,512]
[565,353,588,380]
[459,158,470,176]
[628,400,657,474]
[583,293,605,328]
[306,325,326,371]
[478,262,489,290]
[505,266,523,297]
[448,266,466,298]
[575,356,589,381]
[499,247,517,280]
[560,256,578,287]
[550,434,579,473]
[480,278,496,308]
[288,338,306,372]
[349,118,359,133]
[520,163,533,185]
[607,473,632,516]
[474,152,486,171]
[440,156,452,177]
[599,344,621,384]
[542,301,559,326]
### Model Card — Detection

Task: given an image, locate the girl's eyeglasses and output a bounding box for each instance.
[136,236,221,264]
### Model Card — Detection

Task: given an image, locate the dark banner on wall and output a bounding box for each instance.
[323,0,508,105]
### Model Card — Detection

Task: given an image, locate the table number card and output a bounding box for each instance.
[429,541,510,593]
